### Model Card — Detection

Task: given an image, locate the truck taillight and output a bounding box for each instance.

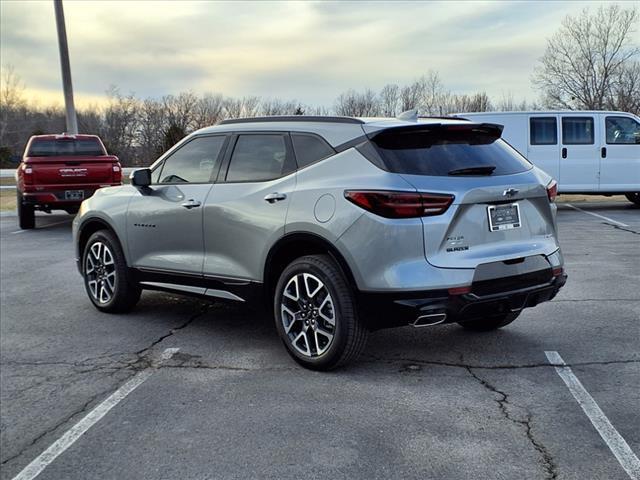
[546,180,558,203]
[112,163,122,183]
[21,163,33,184]
[344,190,454,218]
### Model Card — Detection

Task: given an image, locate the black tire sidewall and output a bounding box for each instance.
[17,191,35,229]
[274,256,352,370]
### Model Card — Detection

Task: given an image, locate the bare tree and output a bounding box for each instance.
[192,93,225,128]
[136,98,166,165]
[335,88,379,116]
[261,98,299,116]
[532,5,639,110]
[379,84,399,117]
[101,87,140,164]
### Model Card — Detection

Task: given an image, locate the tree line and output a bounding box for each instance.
[0,4,637,167]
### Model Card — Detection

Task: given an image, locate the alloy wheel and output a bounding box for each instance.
[280,273,336,357]
[85,241,116,304]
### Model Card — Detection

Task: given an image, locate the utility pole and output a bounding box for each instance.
[53,0,78,134]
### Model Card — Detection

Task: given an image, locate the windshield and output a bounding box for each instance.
[27,138,106,157]
[371,126,532,176]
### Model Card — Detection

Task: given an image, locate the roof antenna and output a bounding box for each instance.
[397,109,418,121]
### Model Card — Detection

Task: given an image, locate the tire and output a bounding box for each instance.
[625,193,640,206]
[274,254,368,370]
[457,311,520,331]
[82,230,141,313]
[17,191,35,229]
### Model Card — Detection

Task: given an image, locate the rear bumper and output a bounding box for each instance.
[20,185,118,207]
[358,273,567,330]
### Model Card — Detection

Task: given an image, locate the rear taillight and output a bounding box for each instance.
[21,163,33,185]
[344,190,454,218]
[552,266,563,277]
[546,180,558,203]
[112,163,122,183]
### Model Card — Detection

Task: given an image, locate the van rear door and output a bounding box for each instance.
[600,114,640,192]
[527,115,560,182]
[559,115,599,192]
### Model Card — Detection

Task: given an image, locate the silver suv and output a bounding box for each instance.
[73,115,567,370]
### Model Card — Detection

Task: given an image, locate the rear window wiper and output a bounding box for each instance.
[448,165,496,176]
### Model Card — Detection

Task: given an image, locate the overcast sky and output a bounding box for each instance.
[0,0,628,108]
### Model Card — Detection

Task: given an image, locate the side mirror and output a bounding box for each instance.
[130,168,151,188]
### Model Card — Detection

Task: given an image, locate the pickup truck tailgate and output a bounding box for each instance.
[31,158,115,185]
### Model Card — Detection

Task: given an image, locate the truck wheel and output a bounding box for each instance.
[274,254,368,370]
[17,191,35,229]
[83,230,141,313]
[625,193,640,206]
[457,312,520,331]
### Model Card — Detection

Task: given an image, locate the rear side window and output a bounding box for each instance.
[605,116,640,144]
[27,138,105,157]
[370,126,532,176]
[226,134,291,182]
[562,117,594,145]
[291,133,335,168]
[530,117,557,145]
[157,135,225,184]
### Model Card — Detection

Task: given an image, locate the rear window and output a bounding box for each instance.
[27,138,106,157]
[370,126,532,176]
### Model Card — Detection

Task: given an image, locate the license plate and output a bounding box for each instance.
[65,190,84,200]
[487,203,521,231]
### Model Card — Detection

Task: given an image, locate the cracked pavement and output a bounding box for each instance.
[1,201,639,479]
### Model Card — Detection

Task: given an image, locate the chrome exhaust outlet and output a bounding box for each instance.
[411,313,447,327]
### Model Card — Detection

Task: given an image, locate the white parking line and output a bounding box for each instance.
[11,347,180,480]
[545,351,640,480]
[564,203,629,227]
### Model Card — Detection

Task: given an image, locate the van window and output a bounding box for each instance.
[530,117,557,145]
[562,117,594,145]
[291,133,335,168]
[606,116,640,145]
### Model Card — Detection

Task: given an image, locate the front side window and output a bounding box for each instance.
[226,134,290,182]
[606,116,640,145]
[530,117,557,145]
[562,117,594,145]
[291,133,335,168]
[156,135,226,184]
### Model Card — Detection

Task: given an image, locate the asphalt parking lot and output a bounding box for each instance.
[1,202,638,480]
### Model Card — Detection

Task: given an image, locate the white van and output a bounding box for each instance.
[454,111,640,205]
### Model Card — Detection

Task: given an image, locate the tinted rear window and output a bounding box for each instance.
[28,138,105,157]
[371,127,532,176]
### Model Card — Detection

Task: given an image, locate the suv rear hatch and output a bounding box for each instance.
[367,123,559,269]
[25,137,119,186]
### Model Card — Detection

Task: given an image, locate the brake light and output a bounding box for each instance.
[552,266,563,277]
[344,190,454,218]
[21,163,33,185]
[546,180,558,203]
[112,163,122,183]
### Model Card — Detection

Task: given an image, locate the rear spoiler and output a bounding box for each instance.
[367,122,504,140]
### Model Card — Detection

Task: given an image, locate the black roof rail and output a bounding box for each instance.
[219,116,365,125]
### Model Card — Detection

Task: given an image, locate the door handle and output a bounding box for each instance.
[601,147,607,158]
[181,199,201,209]
[561,147,567,159]
[264,192,287,203]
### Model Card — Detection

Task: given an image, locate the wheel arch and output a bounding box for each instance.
[264,232,358,301]
[77,217,127,266]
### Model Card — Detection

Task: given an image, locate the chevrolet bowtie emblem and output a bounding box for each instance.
[503,188,519,197]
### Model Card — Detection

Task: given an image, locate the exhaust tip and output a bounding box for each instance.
[411,313,447,327]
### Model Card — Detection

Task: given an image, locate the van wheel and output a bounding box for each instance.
[625,193,640,206]
[274,255,368,370]
[17,191,35,229]
[457,312,520,331]
[83,230,141,313]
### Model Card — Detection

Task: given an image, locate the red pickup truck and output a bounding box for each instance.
[16,134,122,229]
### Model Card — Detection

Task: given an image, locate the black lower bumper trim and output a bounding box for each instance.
[358,274,567,330]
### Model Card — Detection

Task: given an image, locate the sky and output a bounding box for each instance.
[0,0,633,109]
